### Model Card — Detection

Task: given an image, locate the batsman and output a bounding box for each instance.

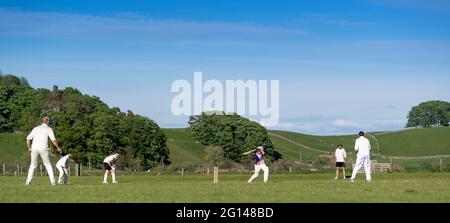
[246,146,270,184]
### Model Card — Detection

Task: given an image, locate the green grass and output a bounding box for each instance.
[1,173,450,203]
[375,128,450,156]
[164,128,207,165]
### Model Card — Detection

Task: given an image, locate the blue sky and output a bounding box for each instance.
[1,0,450,135]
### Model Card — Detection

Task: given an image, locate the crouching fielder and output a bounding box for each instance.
[103,152,121,184]
[56,154,73,185]
[248,146,269,184]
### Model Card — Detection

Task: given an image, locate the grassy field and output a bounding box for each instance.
[1,173,450,203]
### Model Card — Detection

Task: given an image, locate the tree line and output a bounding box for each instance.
[1,73,170,170]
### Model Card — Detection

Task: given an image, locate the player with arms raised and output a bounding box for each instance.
[247,146,270,184]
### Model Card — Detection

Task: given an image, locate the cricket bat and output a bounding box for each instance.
[243,149,256,156]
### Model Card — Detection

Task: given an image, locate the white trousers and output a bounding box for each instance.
[351,154,372,181]
[56,165,68,184]
[104,170,116,183]
[26,149,55,185]
[248,164,269,183]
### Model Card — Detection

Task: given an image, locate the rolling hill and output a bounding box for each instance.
[1,128,450,166]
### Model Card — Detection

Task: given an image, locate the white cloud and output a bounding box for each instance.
[267,122,299,129]
[332,119,362,128]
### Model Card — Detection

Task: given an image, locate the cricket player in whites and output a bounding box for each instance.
[25,117,62,186]
[56,153,73,185]
[103,152,121,184]
[351,131,372,183]
[247,146,270,184]
[335,144,347,180]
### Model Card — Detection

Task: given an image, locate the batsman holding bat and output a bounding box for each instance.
[247,146,270,184]
[103,152,121,184]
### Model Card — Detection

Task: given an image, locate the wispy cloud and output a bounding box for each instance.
[332,119,362,128]
[268,122,300,130]
[295,14,376,26]
[267,116,407,135]
[0,8,307,44]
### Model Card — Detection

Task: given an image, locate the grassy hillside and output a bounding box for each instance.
[163,128,207,165]
[1,128,449,166]
[375,127,450,156]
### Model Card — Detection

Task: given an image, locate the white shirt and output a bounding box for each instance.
[355,136,372,156]
[335,148,347,162]
[26,124,56,150]
[104,154,119,164]
[57,155,70,168]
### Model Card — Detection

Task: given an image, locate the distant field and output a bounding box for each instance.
[1,173,450,203]
[164,128,207,165]
[375,128,450,156]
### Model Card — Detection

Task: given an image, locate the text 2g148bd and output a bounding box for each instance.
[220,208,274,218]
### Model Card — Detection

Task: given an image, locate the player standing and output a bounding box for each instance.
[334,145,347,180]
[25,117,62,186]
[351,131,372,183]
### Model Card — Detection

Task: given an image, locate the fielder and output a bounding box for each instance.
[248,146,269,184]
[351,131,372,183]
[25,117,62,186]
[103,152,121,184]
[56,153,73,185]
[335,144,347,180]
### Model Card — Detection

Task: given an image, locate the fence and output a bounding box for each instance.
[1,162,88,176]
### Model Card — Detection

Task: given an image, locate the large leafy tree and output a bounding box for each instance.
[189,112,282,163]
[0,73,170,169]
[406,101,450,128]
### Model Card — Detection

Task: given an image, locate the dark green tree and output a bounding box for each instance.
[189,113,282,163]
[406,101,450,128]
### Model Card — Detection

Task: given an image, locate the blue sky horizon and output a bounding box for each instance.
[1,0,450,135]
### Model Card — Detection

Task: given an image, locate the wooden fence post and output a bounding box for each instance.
[80,163,83,176]
[440,156,443,171]
[207,167,210,177]
[17,164,20,176]
[75,164,79,177]
[88,157,91,173]
[213,167,219,184]
[2,163,5,175]
[181,168,184,177]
